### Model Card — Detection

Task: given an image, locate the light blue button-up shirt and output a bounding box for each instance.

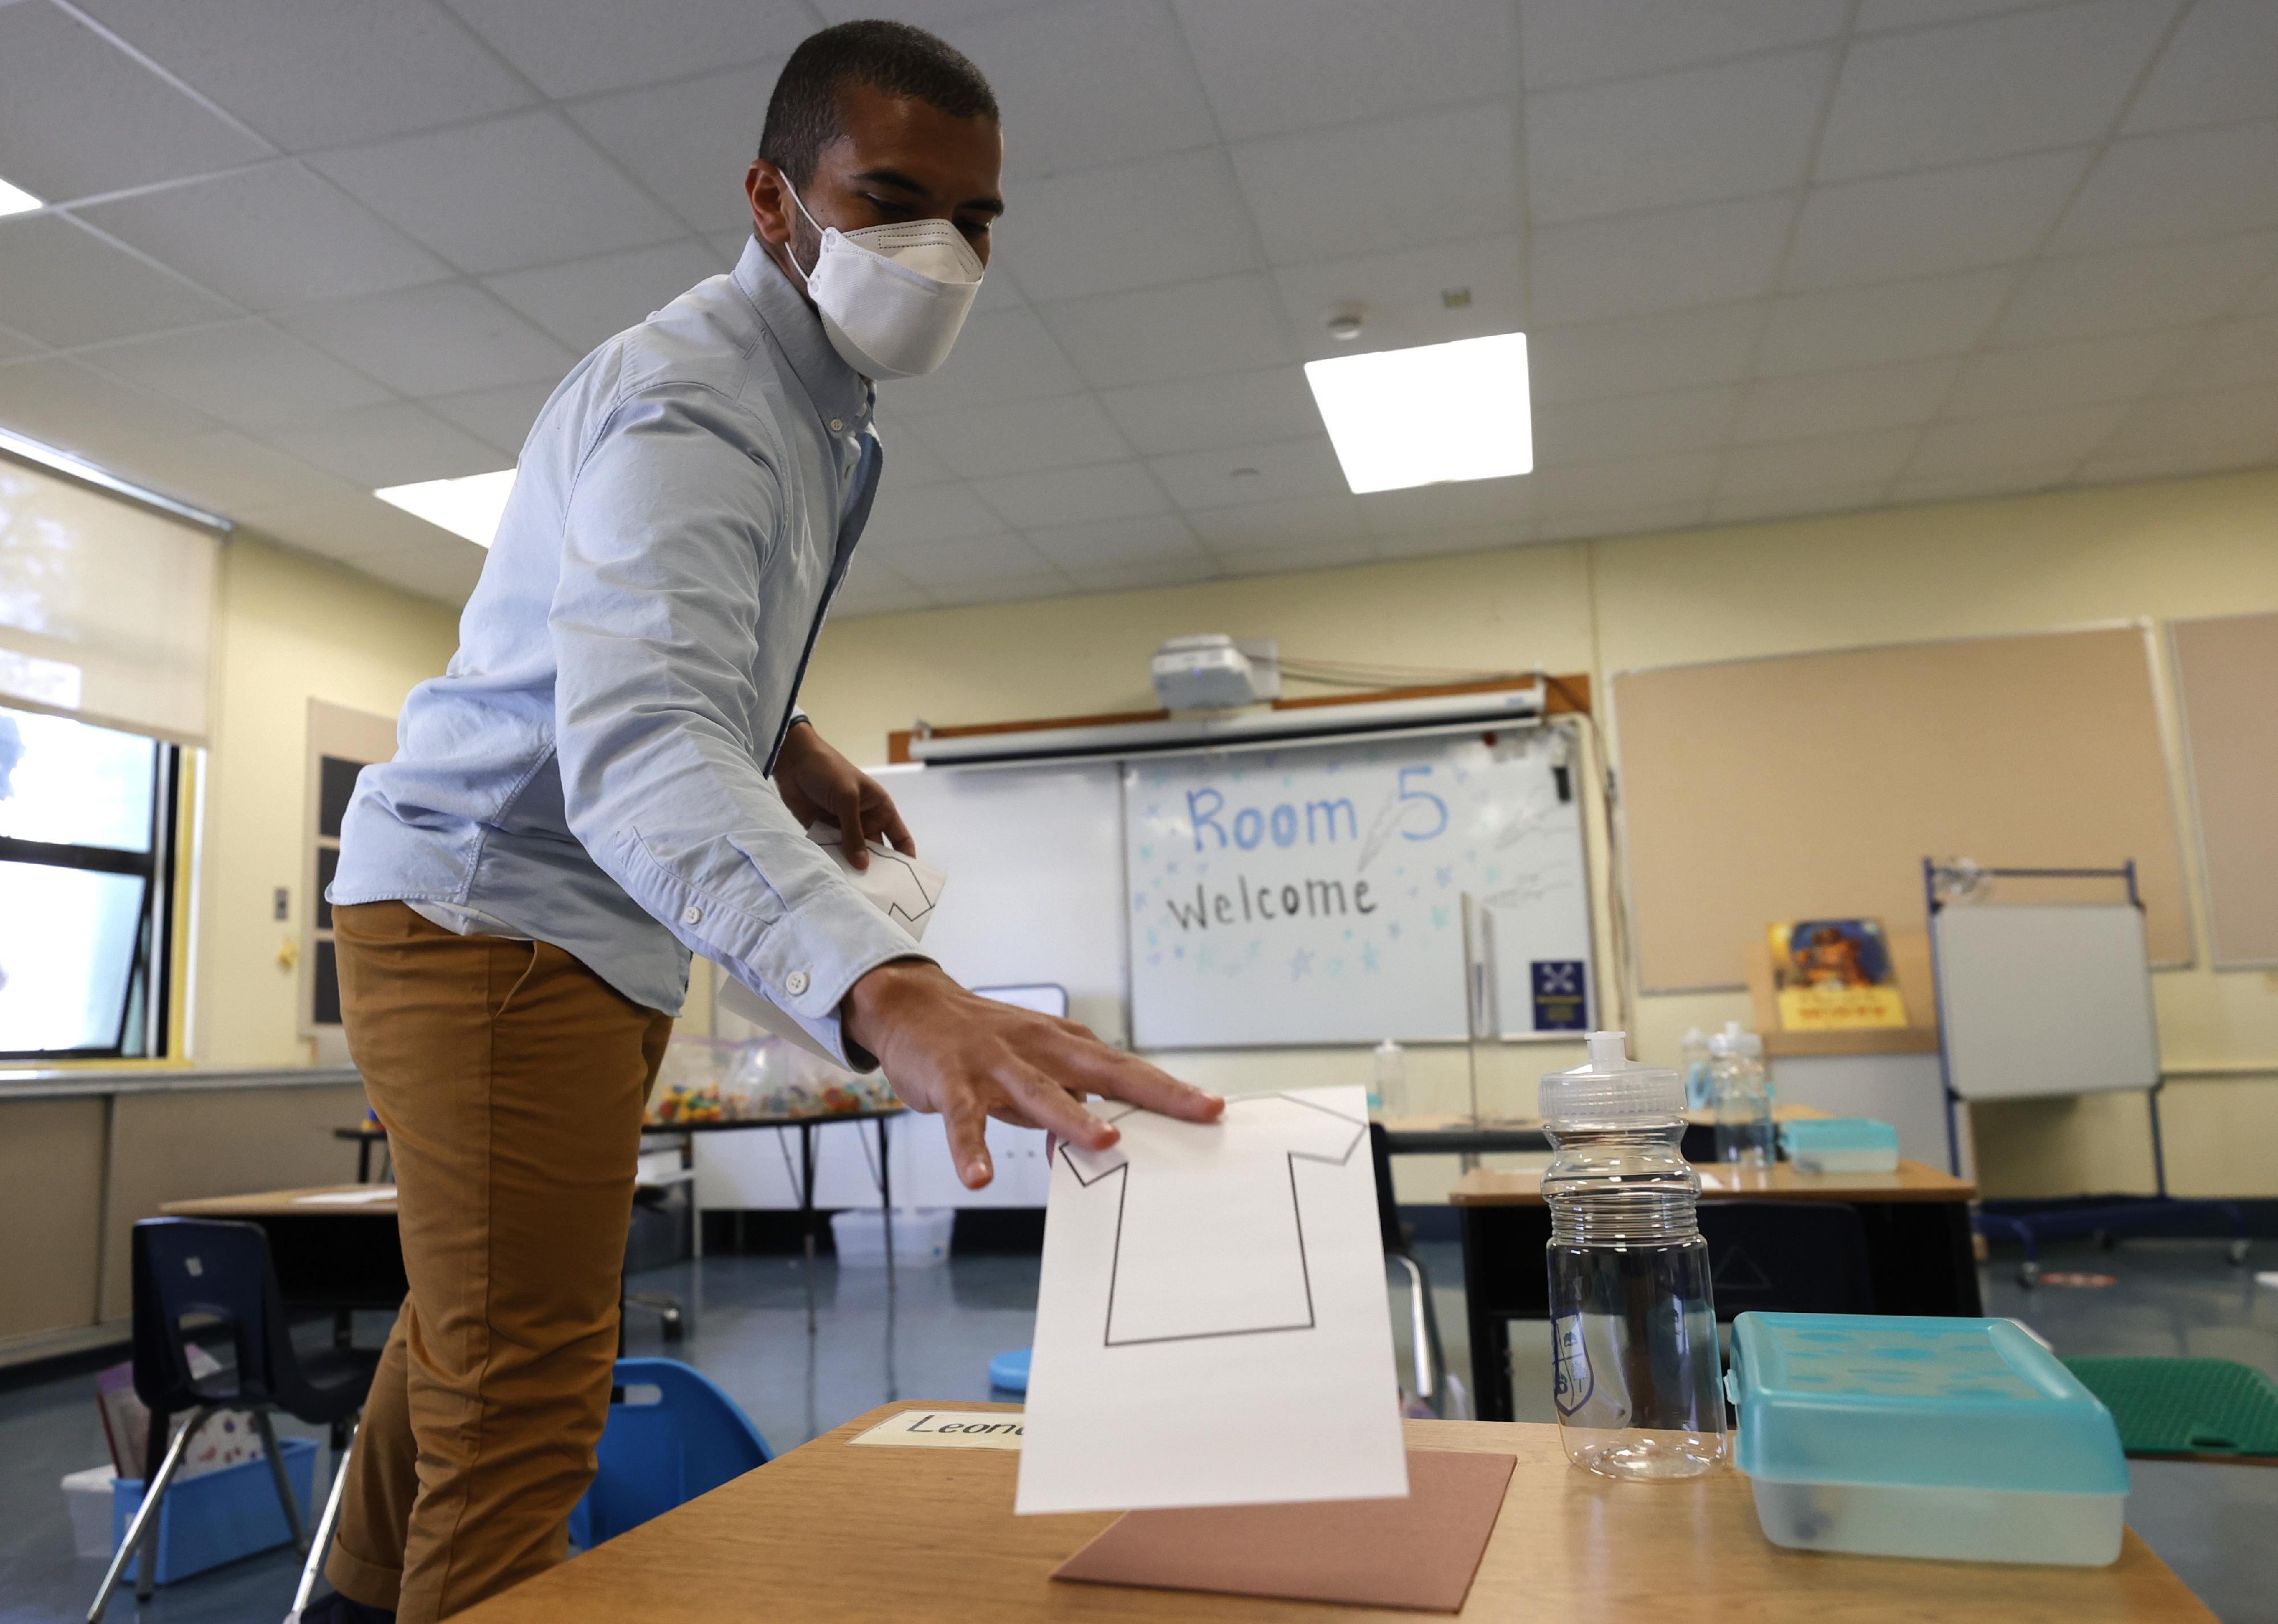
[329,238,920,1063]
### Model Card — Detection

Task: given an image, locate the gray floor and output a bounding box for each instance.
[2,1234,2272,1623]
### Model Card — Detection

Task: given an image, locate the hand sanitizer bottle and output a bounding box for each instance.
[1540,1032,1728,1480]
[1709,1021,1773,1166]
[1371,1039,1407,1117]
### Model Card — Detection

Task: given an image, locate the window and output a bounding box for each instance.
[0,705,181,1060]
[303,701,398,1037]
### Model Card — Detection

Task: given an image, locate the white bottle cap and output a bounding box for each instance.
[1711,1019,1764,1058]
[1539,1030,1684,1121]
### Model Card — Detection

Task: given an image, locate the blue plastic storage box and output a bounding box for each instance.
[1778,1118,1901,1174]
[110,1435,318,1585]
[1727,1313,2128,1565]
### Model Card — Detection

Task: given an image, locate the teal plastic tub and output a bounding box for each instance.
[1727,1313,2128,1565]
[1777,1118,1900,1174]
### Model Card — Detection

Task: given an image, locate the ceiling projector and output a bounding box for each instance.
[1150,634,1281,711]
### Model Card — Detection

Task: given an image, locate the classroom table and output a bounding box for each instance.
[448,1399,2212,1624]
[1453,1160,1983,1423]
[1379,1102,1835,1164]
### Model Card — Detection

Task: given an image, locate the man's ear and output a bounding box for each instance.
[746,160,795,246]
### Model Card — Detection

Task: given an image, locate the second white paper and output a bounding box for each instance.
[1014,1084,1408,1515]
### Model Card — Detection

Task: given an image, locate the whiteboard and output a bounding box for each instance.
[1124,728,1594,1048]
[1931,904,2161,1101]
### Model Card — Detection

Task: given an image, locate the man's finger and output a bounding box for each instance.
[943,1095,993,1189]
[1046,1037,1224,1123]
[875,796,916,858]
[997,1058,1117,1149]
[838,794,870,870]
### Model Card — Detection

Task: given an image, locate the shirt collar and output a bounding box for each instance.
[732,234,871,434]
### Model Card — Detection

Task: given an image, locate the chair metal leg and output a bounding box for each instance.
[252,1409,309,1555]
[89,1405,214,1622]
[287,1421,357,1624]
[1390,1253,1441,1416]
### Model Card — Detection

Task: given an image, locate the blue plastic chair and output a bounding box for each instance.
[568,1359,769,1549]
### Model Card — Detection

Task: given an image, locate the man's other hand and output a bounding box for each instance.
[842,961,1224,1188]
[775,720,913,871]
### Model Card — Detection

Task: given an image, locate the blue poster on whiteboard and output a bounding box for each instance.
[1123,729,1594,1048]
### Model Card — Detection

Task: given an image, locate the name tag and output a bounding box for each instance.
[850,1409,1025,1450]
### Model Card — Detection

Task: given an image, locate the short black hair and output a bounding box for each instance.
[759,21,998,187]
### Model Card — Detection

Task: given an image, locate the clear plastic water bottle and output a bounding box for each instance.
[1541,1031,1729,1480]
[1709,1021,1773,1166]
[1679,1025,1713,1109]
[1371,1039,1407,1117]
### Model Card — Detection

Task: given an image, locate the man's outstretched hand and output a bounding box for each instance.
[775,719,912,871]
[842,960,1222,1188]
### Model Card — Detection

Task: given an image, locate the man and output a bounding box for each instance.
[316,22,1220,1623]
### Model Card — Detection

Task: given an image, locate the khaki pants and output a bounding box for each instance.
[325,903,673,1623]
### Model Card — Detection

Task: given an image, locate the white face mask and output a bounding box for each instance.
[783,181,984,380]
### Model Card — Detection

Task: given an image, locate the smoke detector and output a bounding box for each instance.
[1325,305,1366,341]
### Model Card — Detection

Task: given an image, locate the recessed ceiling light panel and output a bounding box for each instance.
[0,175,44,218]
[1303,332,1532,495]
[374,468,517,548]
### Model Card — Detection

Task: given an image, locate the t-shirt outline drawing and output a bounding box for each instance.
[1057,1092,1367,1348]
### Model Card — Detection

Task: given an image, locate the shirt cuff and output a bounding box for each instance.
[724,883,930,1068]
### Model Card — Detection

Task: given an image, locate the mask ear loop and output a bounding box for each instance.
[778,176,828,285]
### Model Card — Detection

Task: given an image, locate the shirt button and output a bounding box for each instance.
[829,418,844,432]
[785,970,810,997]
[682,905,702,925]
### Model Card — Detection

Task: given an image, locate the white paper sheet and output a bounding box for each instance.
[1015,1084,1408,1515]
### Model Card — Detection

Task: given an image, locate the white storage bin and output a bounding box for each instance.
[1746,1476,2125,1566]
[63,1466,117,1559]
[830,1207,953,1269]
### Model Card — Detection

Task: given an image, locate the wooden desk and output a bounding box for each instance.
[164,1185,409,1347]
[1452,1161,1983,1423]
[451,1401,2212,1624]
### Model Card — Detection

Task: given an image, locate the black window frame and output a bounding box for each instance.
[0,734,182,1062]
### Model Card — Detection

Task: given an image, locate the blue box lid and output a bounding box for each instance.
[1777,1117,1901,1154]
[1729,1313,2129,1496]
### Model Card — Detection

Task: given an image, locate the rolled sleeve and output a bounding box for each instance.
[550,384,927,1063]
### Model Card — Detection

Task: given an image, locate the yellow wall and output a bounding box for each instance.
[800,467,2278,1201]
[190,533,459,1065]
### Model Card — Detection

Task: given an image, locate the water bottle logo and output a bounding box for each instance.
[1551,1312,1593,1415]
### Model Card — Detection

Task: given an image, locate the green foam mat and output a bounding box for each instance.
[2063,1357,2278,1458]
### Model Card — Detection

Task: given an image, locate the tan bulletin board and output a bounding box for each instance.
[2170,610,2278,968]
[1611,626,2191,992]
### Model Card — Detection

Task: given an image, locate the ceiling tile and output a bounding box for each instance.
[1063,555,1220,592]
[443,0,808,99]
[1020,512,1201,568]
[1707,481,1888,525]
[870,307,1085,415]
[809,0,1041,22]
[1535,497,1708,541]
[1270,233,1524,362]
[927,572,1074,607]
[1233,101,1519,266]
[1730,357,1961,442]
[311,110,685,276]
[1942,329,2199,418]
[75,0,535,152]
[1856,0,2064,28]
[0,355,219,463]
[1532,450,1719,518]
[953,0,1216,179]
[1530,193,1791,324]
[1216,534,1375,577]
[565,60,777,236]
[1097,365,1321,457]
[2155,313,2278,394]
[1527,303,1765,403]
[1520,0,1849,89]
[2048,120,2278,255]
[1370,519,1532,559]
[1782,148,2093,289]
[425,379,557,456]
[1754,267,2018,376]
[97,426,357,533]
[0,325,43,365]
[1148,435,1344,509]
[2075,381,2278,482]
[0,215,234,348]
[343,538,489,604]
[1185,492,1371,551]
[484,238,723,352]
[1355,477,1532,538]
[1526,47,1835,224]
[1532,384,1741,466]
[231,484,455,562]
[898,393,1132,479]
[870,530,1066,589]
[861,480,1008,548]
[1176,0,1518,140]
[1006,148,1257,302]
[830,556,932,619]
[969,460,1169,527]
[0,2,268,202]
[278,281,577,398]
[76,163,453,314]
[2244,266,2278,316]
[870,413,956,485]
[1037,272,1297,389]
[2124,0,2278,134]
[1715,427,1917,496]
[270,399,504,485]
[1886,460,2079,506]
[1902,402,2130,479]
[79,320,392,431]
[1992,232,2278,346]
[1816,1,2174,182]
